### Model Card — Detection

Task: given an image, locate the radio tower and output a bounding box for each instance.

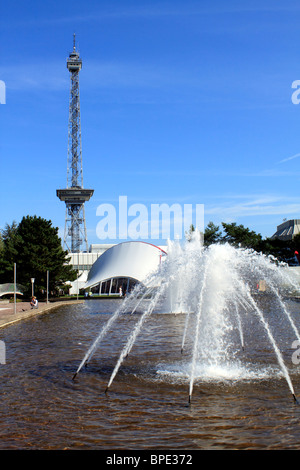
[57,34,94,253]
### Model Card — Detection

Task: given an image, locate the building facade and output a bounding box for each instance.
[67,242,167,295]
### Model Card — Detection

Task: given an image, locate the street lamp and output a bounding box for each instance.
[14,263,16,315]
[31,278,35,297]
[46,271,49,304]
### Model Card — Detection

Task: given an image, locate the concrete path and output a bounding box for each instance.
[0,300,84,329]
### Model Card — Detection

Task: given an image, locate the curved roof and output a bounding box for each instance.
[0,283,24,297]
[85,241,166,289]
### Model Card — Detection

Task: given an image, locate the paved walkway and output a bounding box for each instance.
[0,300,84,329]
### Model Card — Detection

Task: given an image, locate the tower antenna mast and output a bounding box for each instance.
[57,35,94,253]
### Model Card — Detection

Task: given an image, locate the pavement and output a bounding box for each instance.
[0,299,84,329]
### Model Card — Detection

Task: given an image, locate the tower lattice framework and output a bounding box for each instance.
[57,35,94,253]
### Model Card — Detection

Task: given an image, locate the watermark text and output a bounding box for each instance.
[0,341,6,365]
[292,339,300,364]
[291,80,300,104]
[0,80,6,104]
[96,196,204,241]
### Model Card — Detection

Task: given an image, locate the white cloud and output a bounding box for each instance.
[278,153,300,164]
[205,194,300,218]
[0,62,67,92]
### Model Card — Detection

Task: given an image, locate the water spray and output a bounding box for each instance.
[239,279,297,401]
[188,256,209,404]
[73,239,300,405]
[72,284,147,380]
[105,285,166,392]
[293,393,299,404]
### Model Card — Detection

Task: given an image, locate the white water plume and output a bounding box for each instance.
[106,284,167,391]
[74,230,300,403]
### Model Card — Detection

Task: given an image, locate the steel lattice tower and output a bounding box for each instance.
[57,35,94,253]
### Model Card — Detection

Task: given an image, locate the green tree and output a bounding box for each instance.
[260,233,300,265]
[200,219,300,265]
[185,223,195,240]
[291,233,300,256]
[221,222,263,250]
[0,221,19,279]
[185,224,206,243]
[204,221,222,246]
[0,216,76,296]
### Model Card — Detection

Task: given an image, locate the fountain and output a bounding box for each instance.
[73,231,300,404]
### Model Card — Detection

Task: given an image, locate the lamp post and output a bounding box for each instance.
[46,271,49,304]
[31,278,35,297]
[14,263,16,315]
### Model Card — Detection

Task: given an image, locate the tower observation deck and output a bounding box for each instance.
[57,35,94,253]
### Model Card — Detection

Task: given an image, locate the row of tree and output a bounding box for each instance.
[0,215,77,297]
[1,215,299,298]
[202,221,300,265]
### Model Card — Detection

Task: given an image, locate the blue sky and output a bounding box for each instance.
[1,0,300,246]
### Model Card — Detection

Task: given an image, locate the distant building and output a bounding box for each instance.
[0,283,24,298]
[271,219,300,241]
[66,242,167,295]
[66,244,115,295]
[85,241,167,296]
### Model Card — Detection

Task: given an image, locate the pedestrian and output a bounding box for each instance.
[30,296,38,309]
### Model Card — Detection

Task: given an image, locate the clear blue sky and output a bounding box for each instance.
[1,0,300,246]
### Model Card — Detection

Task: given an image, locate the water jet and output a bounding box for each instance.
[74,232,300,404]
[293,393,299,404]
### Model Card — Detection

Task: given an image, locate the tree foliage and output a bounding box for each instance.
[203,220,299,265]
[221,222,263,250]
[204,222,222,246]
[0,215,77,295]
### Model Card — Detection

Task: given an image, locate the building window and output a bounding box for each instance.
[100,280,111,295]
[89,277,140,296]
[91,284,100,294]
[110,277,128,295]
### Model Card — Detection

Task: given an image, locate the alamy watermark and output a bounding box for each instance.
[0,80,6,104]
[0,341,6,365]
[291,340,300,365]
[96,196,204,240]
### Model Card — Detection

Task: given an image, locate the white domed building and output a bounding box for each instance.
[85,241,167,296]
